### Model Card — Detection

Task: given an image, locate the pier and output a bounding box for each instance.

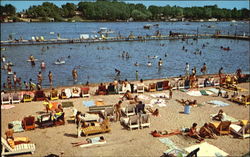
[1,34,249,47]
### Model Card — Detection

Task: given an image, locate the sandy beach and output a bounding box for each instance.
[1,79,250,157]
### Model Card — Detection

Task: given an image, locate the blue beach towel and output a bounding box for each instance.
[83,101,95,107]
[208,100,230,107]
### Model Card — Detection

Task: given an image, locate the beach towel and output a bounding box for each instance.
[210,114,238,122]
[207,88,226,94]
[62,101,74,108]
[9,121,24,133]
[1,105,15,109]
[95,101,105,106]
[138,95,150,100]
[159,138,187,156]
[180,89,189,92]
[150,99,166,107]
[83,101,95,107]
[208,100,230,107]
[185,142,228,157]
[150,93,169,99]
[186,90,202,97]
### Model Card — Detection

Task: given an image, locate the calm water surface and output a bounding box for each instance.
[1,22,249,88]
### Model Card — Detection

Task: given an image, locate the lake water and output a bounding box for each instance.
[1,22,249,88]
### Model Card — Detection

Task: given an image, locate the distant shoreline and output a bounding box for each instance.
[1,19,249,23]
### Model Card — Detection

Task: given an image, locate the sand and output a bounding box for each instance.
[1,81,250,157]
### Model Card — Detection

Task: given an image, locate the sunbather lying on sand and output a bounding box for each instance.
[72,136,105,147]
[177,99,197,106]
[212,109,225,121]
[146,107,160,117]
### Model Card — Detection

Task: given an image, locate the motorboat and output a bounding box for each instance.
[54,60,65,65]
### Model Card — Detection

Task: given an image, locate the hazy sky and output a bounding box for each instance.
[1,1,249,12]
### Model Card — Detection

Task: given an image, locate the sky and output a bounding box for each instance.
[1,0,249,12]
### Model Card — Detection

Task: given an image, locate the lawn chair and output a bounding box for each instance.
[80,119,110,137]
[23,94,33,103]
[127,115,140,130]
[60,88,71,99]
[104,107,115,120]
[81,87,90,97]
[198,78,205,88]
[209,121,231,136]
[2,93,11,104]
[34,90,46,101]
[148,83,156,92]
[1,137,36,156]
[50,89,59,100]
[156,82,163,91]
[121,105,136,117]
[107,84,117,94]
[11,93,21,104]
[71,87,81,98]
[136,85,144,93]
[162,80,170,90]
[22,116,36,131]
[230,122,250,139]
[214,77,220,86]
[139,114,150,129]
[118,85,126,94]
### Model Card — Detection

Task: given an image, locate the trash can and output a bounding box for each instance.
[184,105,191,114]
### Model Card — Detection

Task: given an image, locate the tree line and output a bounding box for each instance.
[1,1,249,22]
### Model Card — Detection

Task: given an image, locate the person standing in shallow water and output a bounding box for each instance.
[72,68,78,82]
[37,71,43,86]
[48,71,53,88]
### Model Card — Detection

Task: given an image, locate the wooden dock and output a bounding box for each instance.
[1,34,248,47]
[214,35,250,40]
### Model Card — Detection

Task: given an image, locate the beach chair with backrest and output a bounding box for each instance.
[136,85,144,93]
[104,107,115,120]
[121,105,136,117]
[22,116,36,131]
[23,93,33,103]
[127,115,140,130]
[107,84,117,94]
[81,87,90,97]
[71,87,81,98]
[198,78,205,88]
[34,90,46,101]
[230,121,250,139]
[139,114,150,129]
[214,77,220,86]
[50,89,59,100]
[1,137,36,156]
[209,121,231,136]
[156,82,163,91]
[163,80,170,90]
[1,93,11,104]
[148,83,156,92]
[60,88,72,99]
[80,119,110,137]
[11,93,21,104]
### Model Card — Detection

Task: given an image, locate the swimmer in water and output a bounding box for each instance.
[147,61,152,67]
[134,62,139,66]
[158,58,163,67]
[40,60,46,69]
